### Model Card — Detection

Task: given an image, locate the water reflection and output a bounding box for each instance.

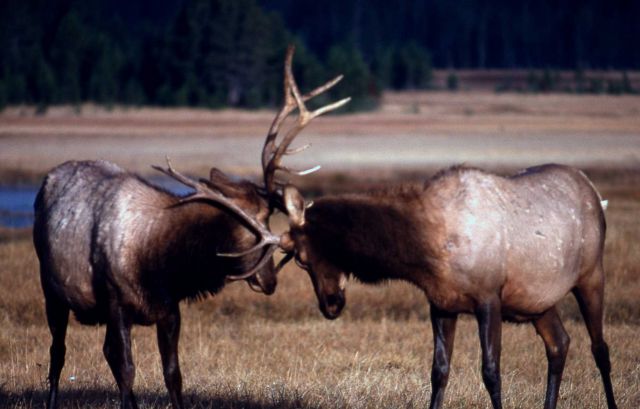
[0,176,195,228]
[0,186,37,228]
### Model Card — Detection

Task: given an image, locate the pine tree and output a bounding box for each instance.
[327,42,378,111]
[49,11,85,104]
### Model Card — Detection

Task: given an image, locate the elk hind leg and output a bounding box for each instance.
[532,307,570,409]
[157,307,184,409]
[45,295,70,409]
[572,263,617,409]
[103,302,138,409]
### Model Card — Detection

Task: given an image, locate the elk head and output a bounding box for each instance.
[207,167,279,294]
[256,44,350,317]
[281,185,347,319]
[153,158,281,295]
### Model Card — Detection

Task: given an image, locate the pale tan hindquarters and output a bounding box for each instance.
[422,165,605,318]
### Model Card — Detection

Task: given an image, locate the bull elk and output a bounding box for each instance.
[34,159,279,409]
[262,49,618,409]
[33,45,348,409]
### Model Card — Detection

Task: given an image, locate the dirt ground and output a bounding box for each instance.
[1,92,639,183]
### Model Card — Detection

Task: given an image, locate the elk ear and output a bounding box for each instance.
[206,167,246,198]
[209,167,231,184]
[284,185,305,226]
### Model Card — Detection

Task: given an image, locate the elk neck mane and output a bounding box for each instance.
[78,169,259,305]
[304,182,439,284]
[135,197,263,303]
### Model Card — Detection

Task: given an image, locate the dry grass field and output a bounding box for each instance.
[0,91,639,408]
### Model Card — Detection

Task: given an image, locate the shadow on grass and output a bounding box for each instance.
[0,387,323,409]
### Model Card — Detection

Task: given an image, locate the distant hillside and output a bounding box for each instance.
[430,70,640,93]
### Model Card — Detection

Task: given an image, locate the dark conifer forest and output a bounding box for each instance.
[1,0,638,110]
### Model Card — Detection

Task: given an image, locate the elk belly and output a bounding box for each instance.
[500,227,580,315]
[501,272,576,316]
[47,258,98,311]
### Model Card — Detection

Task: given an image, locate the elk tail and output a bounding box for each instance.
[577,169,608,213]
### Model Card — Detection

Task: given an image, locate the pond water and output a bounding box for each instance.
[0,178,193,228]
[0,186,38,228]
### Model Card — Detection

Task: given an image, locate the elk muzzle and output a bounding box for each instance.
[247,268,277,295]
[318,290,345,320]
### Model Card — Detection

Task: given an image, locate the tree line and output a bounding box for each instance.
[263,0,640,70]
[1,0,638,111]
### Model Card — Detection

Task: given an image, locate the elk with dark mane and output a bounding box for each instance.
[34,45,349,409]
[261,48,618,409]
[34,159,279,409]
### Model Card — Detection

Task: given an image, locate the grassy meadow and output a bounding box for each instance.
[1,175,639,409]
[1,92,639,408]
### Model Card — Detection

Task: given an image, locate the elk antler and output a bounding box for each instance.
[262,45,351,202]
[153,157,281,280]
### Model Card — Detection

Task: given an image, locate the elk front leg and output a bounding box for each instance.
[103,301,138,409]
[157,307,184,409]
[428,304,458,409]
[475,298,503,409]
[532,307,570,409]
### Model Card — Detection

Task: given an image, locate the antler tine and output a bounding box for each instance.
[264,61,337,178]
[152,156,198,190]
[301,74,344,101]
[152,158,281,256]
[285,143,311,155]
[284,54,309,121]
[225,244,279,281]
[261,46,298,171]
[246,51,343,172]
[309,96,352,119]
[262,44,351,197]
[274,251,295,275]
[279,164,322,176]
